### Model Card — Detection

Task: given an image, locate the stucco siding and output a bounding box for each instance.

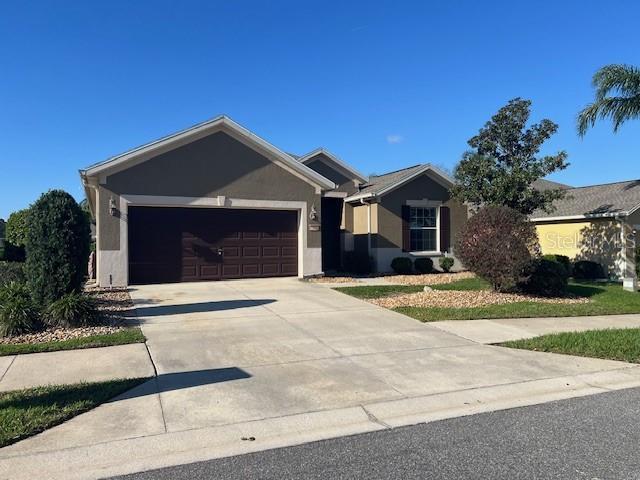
[101,131,322,249]
[305,154,359,195]
[353,204,369,235]
[374,173,452,249]
[535,218,624,277]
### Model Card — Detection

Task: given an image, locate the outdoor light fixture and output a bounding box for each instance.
[109,196,117,216]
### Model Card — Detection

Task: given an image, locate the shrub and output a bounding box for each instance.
[0,262,26,287]
[391,257,413,274]
[5,209,31,247]
[573,260,605,280]
[439,257,455,273]
[454,205,540,292]
[414,257,434,274]
[44,292,98,328]
[519,258,569,297]
[25,190,91,306]
[0,282,40,337]
[342,251,374,275]
[542,254,572,277]
[0,240,25,262]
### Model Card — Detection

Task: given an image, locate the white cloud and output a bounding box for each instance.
[386,134,404,144]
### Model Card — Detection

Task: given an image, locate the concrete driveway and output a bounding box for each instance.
[3,278,640,480]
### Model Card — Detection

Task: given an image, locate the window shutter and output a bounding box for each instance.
[440,206,450,253]
[401,205,411,252]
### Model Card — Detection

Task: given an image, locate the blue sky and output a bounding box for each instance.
[1,0,638,219]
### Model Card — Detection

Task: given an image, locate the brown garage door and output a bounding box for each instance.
[128,206,298,284]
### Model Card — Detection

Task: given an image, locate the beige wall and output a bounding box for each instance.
[352,204,370,234]
[535,217,632,278]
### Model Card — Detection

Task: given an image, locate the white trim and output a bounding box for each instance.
[344,164,454,202]
[297,148,368,184]
[408,204,440,254]
[628,202,640,216]
[81,116,335,191]
[97,194,321,287]
[531,212,627,222]
[322,191,348,198]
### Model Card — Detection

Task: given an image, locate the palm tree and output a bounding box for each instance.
[577,64,640,136]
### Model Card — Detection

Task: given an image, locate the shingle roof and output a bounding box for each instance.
[532,179,640,219]
[532,178,572,191]
[356,164,428,196]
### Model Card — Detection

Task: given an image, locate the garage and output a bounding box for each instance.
[128,206,298,284]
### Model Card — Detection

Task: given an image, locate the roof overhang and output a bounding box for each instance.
[344,164,454,203]
[79,115,336,192]
[530,212,629,222]
[297,148,368,184]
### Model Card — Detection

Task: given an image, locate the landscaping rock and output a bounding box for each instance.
[370,290,591,309]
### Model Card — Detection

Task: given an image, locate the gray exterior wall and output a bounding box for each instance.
[346,172,468,272]
[305,154,359,195]
[374,174,450,249]
[98,131,322,251]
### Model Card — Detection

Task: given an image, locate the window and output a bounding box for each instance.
[410,206,438,251]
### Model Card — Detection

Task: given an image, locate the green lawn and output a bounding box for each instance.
[336,279,640,322]
[0,328,145,356]
[0,378,149,447]
[500,328,640,364]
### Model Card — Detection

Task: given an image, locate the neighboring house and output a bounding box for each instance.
[80,116,467,287]
[532,179,640,284]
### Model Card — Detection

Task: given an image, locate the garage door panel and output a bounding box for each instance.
[128,207,298,284]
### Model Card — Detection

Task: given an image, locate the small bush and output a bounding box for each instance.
[542,254,571,276]
[391,257,413,274]
[44,292,98,328]
[414,257,434,274]
[454,206,540,292]
[519,258,568,297]
[573,260,605,280]
[26,190,91,306]
[439,257,455,273]
[342,251,374,275]
[0,282,40,337]
[0,262,26,287]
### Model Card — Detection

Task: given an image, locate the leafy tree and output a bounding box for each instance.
[0,219,5,239]
[451,98,569,215]
[5,209,31,247]
[25,190,91,306]
[578,64,640,136]
[454,205,540,292]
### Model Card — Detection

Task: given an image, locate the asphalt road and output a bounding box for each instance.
[110,388,640,480]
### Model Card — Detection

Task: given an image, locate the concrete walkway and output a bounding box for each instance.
[431,314,640,344]
[0,343,154,392]
[2,278,640,480]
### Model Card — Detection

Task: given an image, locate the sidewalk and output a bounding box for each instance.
[0,343,154,392]
[430,314,640,344]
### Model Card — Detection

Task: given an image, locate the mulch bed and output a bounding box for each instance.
[0,285,136,345]
[386,271,476,286]
[370,290,591,309]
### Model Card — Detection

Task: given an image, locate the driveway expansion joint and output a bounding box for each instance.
[0,355,16,384]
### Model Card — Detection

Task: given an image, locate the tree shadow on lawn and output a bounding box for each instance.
[568,283,607,298]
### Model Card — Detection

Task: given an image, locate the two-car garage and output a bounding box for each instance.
[128,206,298,284]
